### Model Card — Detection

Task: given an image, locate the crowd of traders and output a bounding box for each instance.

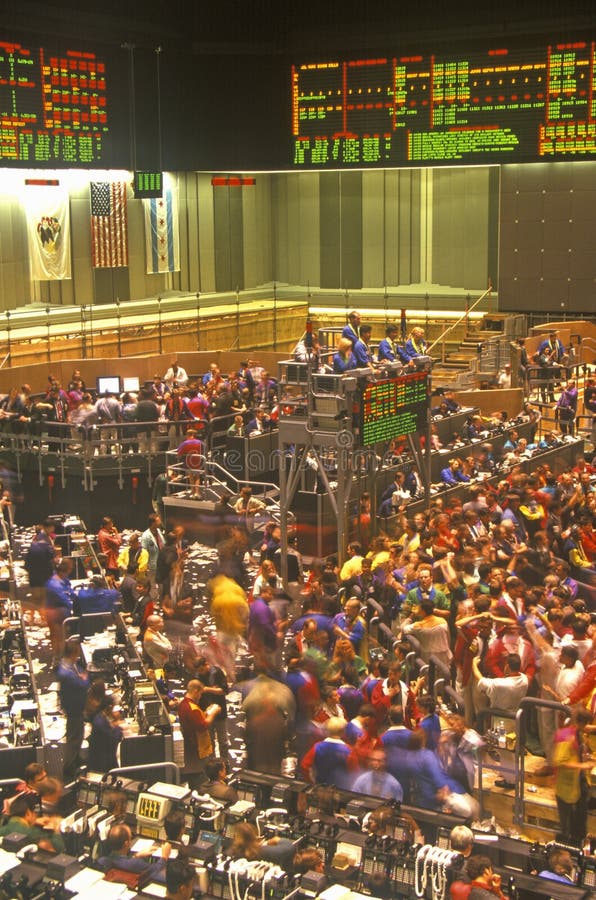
[17,422,596,848]
[0,358,281,452]
[4,319,596,863]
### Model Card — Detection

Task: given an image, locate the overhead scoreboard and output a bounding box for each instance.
[360,371,429,446]
[292,40,596,167]
[0,38,119,166]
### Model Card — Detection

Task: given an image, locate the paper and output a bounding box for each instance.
[72,879,128,899]
[141,884,167,898]
[65,867,104,892]
[131,837,157,854]
[0,849,19,876]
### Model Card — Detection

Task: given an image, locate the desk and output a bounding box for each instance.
[431,407,478,444]
[430,420,535,481]
[23,608,173,777]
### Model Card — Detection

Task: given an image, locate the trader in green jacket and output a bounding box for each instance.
[0,793,64,853]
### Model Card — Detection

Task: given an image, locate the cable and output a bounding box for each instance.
[414,844,431,897]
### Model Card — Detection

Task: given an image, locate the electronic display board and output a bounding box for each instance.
[133,171,163,198]
[0,39,119,166]
[292,40,596,168]
[360,372,428,446]
[0,31,147,169]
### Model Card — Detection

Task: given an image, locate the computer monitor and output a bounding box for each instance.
[122,376,140,393]
[96,375,121,395]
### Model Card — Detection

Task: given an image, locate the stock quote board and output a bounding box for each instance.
[0,37,129,167]
[360,372,429,447]
[292,39,596,168]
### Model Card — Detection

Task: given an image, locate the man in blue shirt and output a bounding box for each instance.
[97,823,169,878]
[352,324,374,368]
[332,597,367,656]
[45,559,76,660]
[381,705,413,752]
[333,338,358,374]
[377,324,400,362]
[440,458,470,486]
[353,747,403,801]
[248,584,278,672]
[537,329,565,364]
[538,848,576,884]
[75,575,120,615]
[342,310,361,343]
[403,326,427,361]
[57,640,89,777]
[303,717,356,789]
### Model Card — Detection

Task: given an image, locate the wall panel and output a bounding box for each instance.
[319,172,341,289]
[271,175,288,283]
[297,173,320,289]
[254,176,273,286]
[0,158,594,315]
[384,170,399,286]
[362,171,385,288]
[500,161,596,313]
[432,167,489,290]
[340,172,363,291]
[197,174,216,293]
[286,175,302,284]
[242,184,258,289]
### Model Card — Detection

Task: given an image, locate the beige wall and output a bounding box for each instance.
[2,160,594,314]
[0,164,497,312]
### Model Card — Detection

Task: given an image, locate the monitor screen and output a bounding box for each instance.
[122,376,140,393]
[96,376,121,395]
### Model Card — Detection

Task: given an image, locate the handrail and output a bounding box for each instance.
[426,282,492,354]
[514,696,566,827]
[0,353,9,370]
[203,458,281,500]
[428,654,453,685]
[443,685,465,713]
[475,705,518,818]
[378,622,401,654]
[403,632,422,657]
[0,778,22,791]
[108,761,181,785]
[427,654,454,701]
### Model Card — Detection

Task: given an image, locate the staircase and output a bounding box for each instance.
[432,316,506,385]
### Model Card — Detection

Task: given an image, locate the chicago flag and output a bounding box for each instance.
[143,177,180,274]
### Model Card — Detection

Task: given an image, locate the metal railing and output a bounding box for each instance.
[476,697,568,827]
[513,696,566,829]
[0,421,167,491]
[108,761,181,785]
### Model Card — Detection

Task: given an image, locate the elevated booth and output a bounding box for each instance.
[277,358,433,568]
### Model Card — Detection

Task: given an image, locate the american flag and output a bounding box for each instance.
[90,181,128,268]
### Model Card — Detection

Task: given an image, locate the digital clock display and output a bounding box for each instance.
[292,39,596,168]
[360,373,428,446]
